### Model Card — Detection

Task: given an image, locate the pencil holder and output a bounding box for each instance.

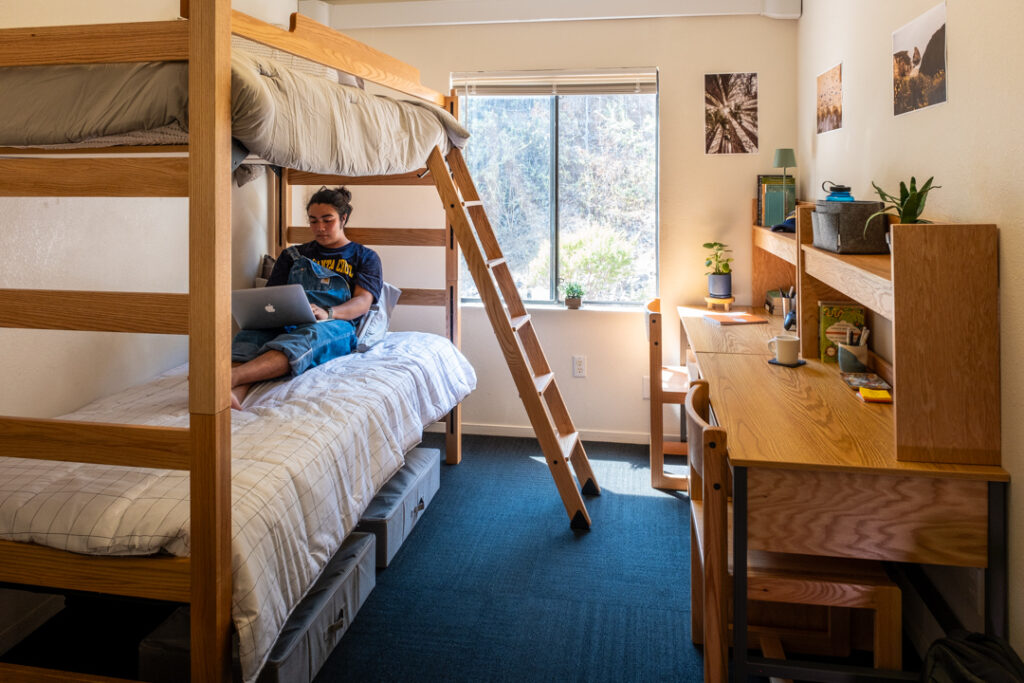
[837,343,869,373]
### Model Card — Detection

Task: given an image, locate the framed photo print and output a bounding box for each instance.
[704,72,758,154]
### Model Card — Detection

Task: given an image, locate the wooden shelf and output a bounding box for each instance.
[801,245,894,320]
[751,203,1000,468]
[752,225,797,265]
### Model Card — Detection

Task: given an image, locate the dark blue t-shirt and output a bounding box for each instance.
[268,240,383,305]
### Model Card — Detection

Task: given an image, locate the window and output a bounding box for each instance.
[453,69,659,305]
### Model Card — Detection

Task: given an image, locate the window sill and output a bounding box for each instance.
[459,300,642,314]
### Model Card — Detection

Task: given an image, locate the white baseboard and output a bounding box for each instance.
[427,421,670,445]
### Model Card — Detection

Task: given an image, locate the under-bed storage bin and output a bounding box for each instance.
[356,446,441,567]
[138,531,375,683]
[0,589,64,656]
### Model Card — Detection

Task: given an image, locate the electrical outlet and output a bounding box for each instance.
[572,355,586,378]
[642,376,650,399]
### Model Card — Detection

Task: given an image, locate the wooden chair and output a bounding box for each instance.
[645,298,690,490]
[685,379,902,682]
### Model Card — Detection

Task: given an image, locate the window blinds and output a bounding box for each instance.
[450,67,658,96]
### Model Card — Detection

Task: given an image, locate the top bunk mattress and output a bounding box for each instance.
[0,46,469,178]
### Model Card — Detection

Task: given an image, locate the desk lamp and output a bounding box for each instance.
[772,147,797,215]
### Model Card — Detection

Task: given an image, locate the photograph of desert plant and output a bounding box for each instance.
[704,72,758,154]
[816,63,843,133]
[893,2,947,116]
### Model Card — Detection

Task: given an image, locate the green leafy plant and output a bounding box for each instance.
[562,281,585,299]
[703,242,733,275]
[866,176,941,233]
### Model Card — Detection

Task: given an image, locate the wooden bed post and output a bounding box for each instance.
[189,0,234,680]
[276,167,291,257]
[443,88,463,465]
[445,220,462,465]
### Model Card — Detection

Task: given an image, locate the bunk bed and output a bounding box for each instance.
[0,2,474,681]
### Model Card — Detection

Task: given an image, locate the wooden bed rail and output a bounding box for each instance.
[0,158,189,197]
[0,20,188,66]
[0,417,190,470]
[0,662,141,682]
[229,12,447,107]
[0,540,191,602]
[288,169,435,187]
[0,290,189,334]
[289,226,447,246]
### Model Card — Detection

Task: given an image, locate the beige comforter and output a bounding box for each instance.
[0,51,468,177]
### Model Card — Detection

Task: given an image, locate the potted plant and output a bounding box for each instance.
[703,241,733,299]
[562,281,584,309]
[865,175,941,242]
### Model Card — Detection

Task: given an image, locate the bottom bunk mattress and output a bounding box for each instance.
[0,331,476,682]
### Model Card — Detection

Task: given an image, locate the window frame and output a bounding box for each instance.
[454,70,660,307]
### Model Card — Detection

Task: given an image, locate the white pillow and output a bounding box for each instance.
[356,282,401,351]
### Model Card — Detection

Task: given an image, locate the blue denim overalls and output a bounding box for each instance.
[231,247,358,376]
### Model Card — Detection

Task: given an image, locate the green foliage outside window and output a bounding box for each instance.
[461,92,658,304]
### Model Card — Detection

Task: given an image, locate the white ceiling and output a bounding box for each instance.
[317,0,802,29]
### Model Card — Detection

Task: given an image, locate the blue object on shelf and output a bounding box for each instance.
[771,217,796,233]
[822,180,854,201]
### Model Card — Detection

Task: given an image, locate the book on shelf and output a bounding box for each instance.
[858,387,893,403]
[818,301,865,363]
[755,174,794,226]
[703,312,768,326]
[762,184,795,227]
[840,372,892,391]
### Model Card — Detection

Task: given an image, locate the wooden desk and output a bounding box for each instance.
[680,317,1009,680]
[677,305,784,356]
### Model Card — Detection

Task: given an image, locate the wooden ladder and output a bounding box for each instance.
[426,146,600,529]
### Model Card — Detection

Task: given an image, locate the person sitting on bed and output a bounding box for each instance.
[229,186,382,410]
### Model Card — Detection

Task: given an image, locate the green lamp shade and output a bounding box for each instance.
[773,148,796,168]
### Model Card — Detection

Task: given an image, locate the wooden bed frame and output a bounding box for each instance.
[0,1,462,680]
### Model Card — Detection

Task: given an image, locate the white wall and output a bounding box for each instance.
[336,15,798,442]
[0,1,290,418]
[797,0,1024,654]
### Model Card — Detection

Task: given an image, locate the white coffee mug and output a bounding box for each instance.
[768,334,800,365]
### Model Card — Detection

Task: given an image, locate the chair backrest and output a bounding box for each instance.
[646,298,662,400]
[685,379,730,682]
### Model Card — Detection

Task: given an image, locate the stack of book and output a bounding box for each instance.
[756,174,795,226]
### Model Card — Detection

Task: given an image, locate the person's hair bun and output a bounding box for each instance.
[307,186,353,220]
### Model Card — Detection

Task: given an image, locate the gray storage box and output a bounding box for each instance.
[811,200,888,254]
[356,446,441,568]
[0,589,64,656]
[138,531,376,683]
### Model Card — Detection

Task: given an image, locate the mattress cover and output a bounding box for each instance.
[0,49,469,177]
[0,331,476,682]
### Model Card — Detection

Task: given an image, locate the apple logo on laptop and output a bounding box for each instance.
[264,304,276,313]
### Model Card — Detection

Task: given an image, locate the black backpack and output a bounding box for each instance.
[923,631,1024,682]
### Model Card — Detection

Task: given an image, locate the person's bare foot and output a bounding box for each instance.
[230,384,249,411]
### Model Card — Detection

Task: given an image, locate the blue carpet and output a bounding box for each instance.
[316,435,701,683]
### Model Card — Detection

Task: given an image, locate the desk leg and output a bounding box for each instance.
[732,466,748,682]
[987,481,1008,638]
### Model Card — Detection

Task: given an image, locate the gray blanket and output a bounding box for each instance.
[0,51,468,177]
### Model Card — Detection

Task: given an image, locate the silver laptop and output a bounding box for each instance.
[232,284,317,329]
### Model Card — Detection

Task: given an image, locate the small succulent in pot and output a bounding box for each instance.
[562,281,584,309]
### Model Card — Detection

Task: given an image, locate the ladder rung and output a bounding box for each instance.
[486,256,506,268]
[463,200,484,207]
[558,431,580,462]
[510,314,531,331]
[534,372,554,394]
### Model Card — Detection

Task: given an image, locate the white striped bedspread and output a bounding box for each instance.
[0,331,476,682]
